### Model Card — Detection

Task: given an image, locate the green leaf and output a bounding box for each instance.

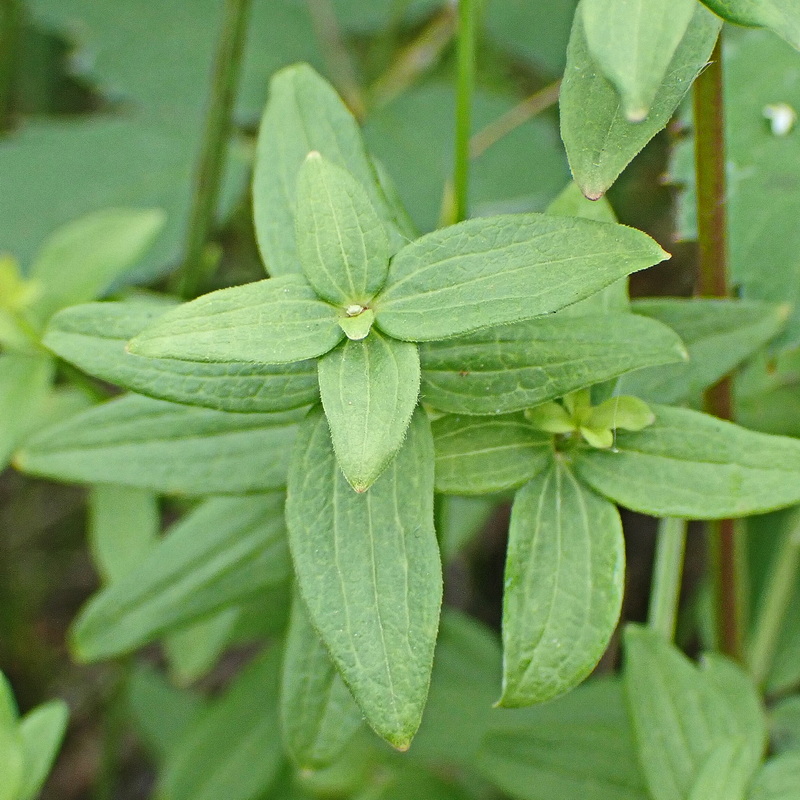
[575,404,800,518]
[28,209,165,323]
[159,648,284,800]
[478,677,649,800]
[561,2,721,199]
[620,299,787,404]
[0,353,54,470]
[286,406,441,749]
[17,701,69,800]
[295,153,389,306]
[164,609,242,686]
[127,664,206,762]
[318,332,420,491]
[281,593,363,769]
[437,496,497,562]
[44,301,320,413]
[749,753,800,800]
[500,462,624,707]
[581,0,696,122]
[771,695,800,754]
[432,414,553,495]
[128,276,343,365]
[419,312,686,415]
[375,214,668,341]
[254,64,404,277]
[72,494,290,661]
[586,396,654,431]
[88,485,159,585]
[0,673,23,800]
[623,626,765,800]
[16,395,302,495]
[699,0,800,50]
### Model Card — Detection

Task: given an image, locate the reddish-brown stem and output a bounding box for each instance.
[693,37,742,660]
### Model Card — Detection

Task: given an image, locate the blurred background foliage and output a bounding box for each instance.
[4,0,797,797]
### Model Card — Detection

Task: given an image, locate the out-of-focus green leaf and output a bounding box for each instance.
[159,648,284,800]
[254,64,405,278]
[623,626,765,800]
[561,2,720,199]
[698,0,800,50]
[286,407,441,749]
[44,301,320,413]
[575,405,800,518]
[16,395,302,495]
[318,332,420,491]
[375,214,668,341]
[673,31,800,348]
[72,494,289,660]
[432,414,553,495]
[581,0,695,122]
[0,673,23,800]
[127,664,206,762]
[0,118,248,285]
[500,463,624,707]
[620,299,787,404]
[478,678,649,800]
[748,753,800,799]
[771,696,800,754]
[165,608,242,686]
[420,313,686,415]
[28,209,164,323]
[129,276,343,365]
[364,84,569,232]
[17,701,69,800]
[295,153,389,306]
[484,0,579,75]
[88,485,159,584]
[437,496,497,562]
[0,353,54,469]
[281,593,363,769]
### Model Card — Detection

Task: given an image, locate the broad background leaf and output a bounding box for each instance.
[699,0,800,50]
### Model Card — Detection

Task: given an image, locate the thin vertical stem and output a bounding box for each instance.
[172,0,252,299]
[0,0,23,132]
[748,511,800,685]
[454,0,476,223]
[648,518,688,641]
[693,35,741,660]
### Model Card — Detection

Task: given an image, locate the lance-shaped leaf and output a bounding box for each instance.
[295,153,390,306]
[374,214,668,341]
[574,404,800,518]
[72,494,290,661]
[699,0,800,50]
[286,406,441,749]
[0,352,54,469]
[44,301,319,413]
[28,208,165,324]
[581,0,696,122]
[128,275,343,365]
[17,701,69,800]
[619,298,787,404]
[420,313,686,415]
[280,592,363,768]
[16,394,302,495]
[478,678,649,800]
[623,626,765,800]
[254,64,404,277]
[318,332,420,491]
[433,414,553,496]
[561,2,720,199]
[749,753,800,800]
[500,462,625,707]
[159,647,284,800]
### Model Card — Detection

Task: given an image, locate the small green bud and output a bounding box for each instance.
[338,307,375,340]
[525,402,575,434]
[580,426,614,449]
[587,395,655,432]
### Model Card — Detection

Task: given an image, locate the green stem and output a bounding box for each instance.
[693,35,742,660]
[0,0,23,132]
[648,518,687,641]
[748,510,800,686]
[171,0,252,299]
[453,0,476,223]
